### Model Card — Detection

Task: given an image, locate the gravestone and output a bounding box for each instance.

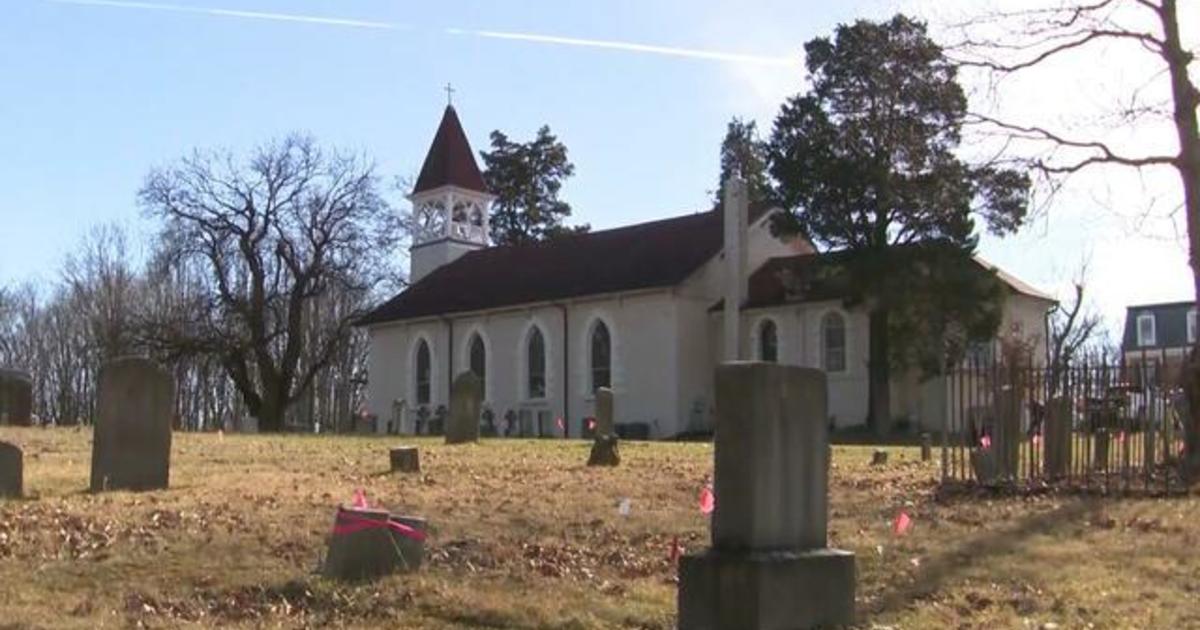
[679,362,855,629]
[90,357,174,493]
[390,446,420,473]
[920,433,933,462]
[323,506,427,581]
[871,449,888,466]
[994,389,1022,479]
[0,368,33,426]
[587,435,620,466]
[1043,397,1072,478]
[594,388,615,435]
[1093,429,1110,470]
[0,441,21,498]
[445,372,482,445]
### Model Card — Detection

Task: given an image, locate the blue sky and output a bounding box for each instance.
[0,0,1193,334]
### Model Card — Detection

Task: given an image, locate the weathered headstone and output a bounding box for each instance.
[679,362,855,629]
[1043,397,1072,478]
[594,388,615,436]
[587,435,620,466]
[871,449,889,466]
[1093,429,1110,470]
[0,368,33,427]
[445,372,482,445]
[390,446,420,473]
[0,441,21,498]
[920,433,933,462]
[994,389,1022,479]
[323,507,427,581]
[90,357,174,493]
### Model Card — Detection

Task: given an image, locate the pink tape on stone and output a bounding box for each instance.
[332,512,427,542]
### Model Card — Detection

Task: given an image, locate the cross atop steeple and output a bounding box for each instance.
[444,83,455,106]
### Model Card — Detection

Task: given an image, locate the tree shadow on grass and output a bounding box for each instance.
[864,497,1105,621]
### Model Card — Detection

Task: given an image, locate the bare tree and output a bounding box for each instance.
[139,134,397,432]
[952,0,1200,474]
[1048,265,1105,396]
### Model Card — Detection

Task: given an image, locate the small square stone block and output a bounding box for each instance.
[389,446,420,473]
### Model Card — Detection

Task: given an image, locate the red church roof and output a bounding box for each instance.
[412,105,489,195]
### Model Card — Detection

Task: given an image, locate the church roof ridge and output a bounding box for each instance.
[412,105,489,195]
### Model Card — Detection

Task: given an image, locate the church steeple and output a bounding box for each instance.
[408,103,494,284]
[412,105,489,195]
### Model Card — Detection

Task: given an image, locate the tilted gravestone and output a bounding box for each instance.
[0,368,33,426]
[90,357,175,493]
[323,506,427,581]
[0,441,22,498]
[390,446,420,473]
[679,362,855,629]
[594,388,615,436]
[445,372,482,445]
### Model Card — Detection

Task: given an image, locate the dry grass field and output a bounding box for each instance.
[1,426,1198,629]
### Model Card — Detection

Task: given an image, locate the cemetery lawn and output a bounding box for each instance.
[1,428,1199,629]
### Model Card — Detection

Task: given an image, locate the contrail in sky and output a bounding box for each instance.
[47,0,401,30]
[46,0,796,67]
[444,28,794,67]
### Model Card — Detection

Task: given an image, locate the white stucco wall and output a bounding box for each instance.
[366,289,688,438]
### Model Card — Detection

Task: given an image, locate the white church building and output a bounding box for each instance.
[358,105,1055,439]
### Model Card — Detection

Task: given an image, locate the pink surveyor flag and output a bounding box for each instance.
[980,435,992,450]
[586,418,596,432]
[556,417,565,431]
[698,484,715,515]
[352,488,368,509]
[893,509,913,536]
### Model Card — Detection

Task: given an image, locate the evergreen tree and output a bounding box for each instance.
[715,117,774,208]
[768,14,1030,433]
[481,126,588,246]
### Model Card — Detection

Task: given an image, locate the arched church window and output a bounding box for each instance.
[590,321,611,391]
[415,340,432,404]
[759,319,778,363]
[822,312,846,373]
[469,334,486,396]
[527,327,546,399]
[470,207,484,227]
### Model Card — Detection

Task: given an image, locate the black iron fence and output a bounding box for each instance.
[941,355,1189,494]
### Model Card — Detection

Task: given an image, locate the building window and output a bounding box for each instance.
[822,312,846,373]
[415,340,431,405]
[1137,313,1156,347]
[1189,309,1197,345]
[591,321,612,391]
[527,327,546,399]
[469,334,486,396]
[758,319,778,363]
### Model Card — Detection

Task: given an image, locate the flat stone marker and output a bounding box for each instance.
[0,441,21,498]
[679,362,855,629]
[920,433,933,462]
[0,368,33,426]
[323,507,427,581]
[587,435,620,467]
[594,387,615,436]
[445,372,481,445]
[90,357,175,493]
[390,446,420,473]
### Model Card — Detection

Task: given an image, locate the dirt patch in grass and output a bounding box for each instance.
[1,428,1198,628]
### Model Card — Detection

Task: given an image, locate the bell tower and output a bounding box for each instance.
[408,102,494,283]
